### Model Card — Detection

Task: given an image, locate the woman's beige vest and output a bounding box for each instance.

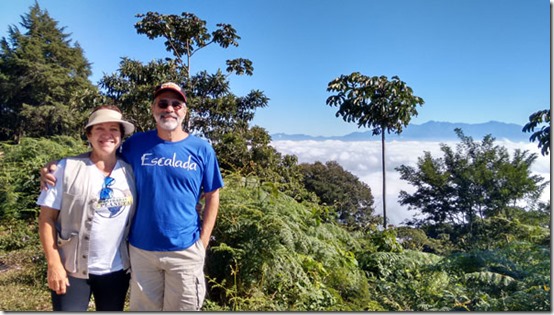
[56,153,136,279]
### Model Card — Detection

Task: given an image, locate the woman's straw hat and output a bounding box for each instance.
[85,108,135,136]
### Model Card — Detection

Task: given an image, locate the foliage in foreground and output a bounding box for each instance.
[0,219,50,311]
[0,137,551,311]
[205,173,376,311]
[1,175,549,311]
[359,241,550,311]
[202,174,550,311]
[0,136,86,221]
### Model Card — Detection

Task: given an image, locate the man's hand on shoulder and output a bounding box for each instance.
[40,160,59,190]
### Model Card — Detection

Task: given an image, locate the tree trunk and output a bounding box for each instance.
[381,131,387,229]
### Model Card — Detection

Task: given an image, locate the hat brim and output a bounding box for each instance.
[85,118,135,136]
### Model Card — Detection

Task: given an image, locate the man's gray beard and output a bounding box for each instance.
[155,115,183,131]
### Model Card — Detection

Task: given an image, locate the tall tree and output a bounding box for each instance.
[0,2,98,142]
[522,109,550,156]
[100,12,305,196]
[326,72,424,228]
[133,12,258,140]
[100,12,263,138]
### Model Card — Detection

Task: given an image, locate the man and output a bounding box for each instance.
[42,82,224,311]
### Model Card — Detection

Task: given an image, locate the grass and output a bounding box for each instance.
[0,246,133,311]
[0,247,52,311]
[0,220,58,311]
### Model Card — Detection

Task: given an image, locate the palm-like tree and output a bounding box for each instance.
[327,72,424,228]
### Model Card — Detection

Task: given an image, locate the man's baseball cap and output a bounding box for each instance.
[153,82,187,103]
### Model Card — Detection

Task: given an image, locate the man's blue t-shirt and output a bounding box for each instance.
[121,130,224,251]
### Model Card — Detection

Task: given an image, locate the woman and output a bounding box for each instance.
[37,105,136,311]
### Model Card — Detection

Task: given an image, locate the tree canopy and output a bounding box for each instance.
[522,109,550,156]
[299,160,377,230]
[0,3,98,142]
[396,128,547,230]
[326,73,424,135]
[98,11,309,199]
[326,72,424,228]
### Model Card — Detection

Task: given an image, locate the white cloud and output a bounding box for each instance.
[272,140,551,226]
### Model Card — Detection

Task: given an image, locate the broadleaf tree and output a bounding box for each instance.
[99,57,183,132]
[99,11,305,196]
[299,160,378,230]
[133,11,248,79]
[396,129,547,235]
[101,11,261,139]
[326,72,424,228]
[522,109,550,156]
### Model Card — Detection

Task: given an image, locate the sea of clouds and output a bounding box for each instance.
[271,139,551,226]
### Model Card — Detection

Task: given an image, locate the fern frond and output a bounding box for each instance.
[464,271,516,288]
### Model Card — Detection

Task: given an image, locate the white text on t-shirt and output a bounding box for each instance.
[140,153,198,171]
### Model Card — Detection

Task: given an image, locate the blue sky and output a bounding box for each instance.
[1,0,550,136]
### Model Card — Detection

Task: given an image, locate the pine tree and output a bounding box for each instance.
[0,2,98,142]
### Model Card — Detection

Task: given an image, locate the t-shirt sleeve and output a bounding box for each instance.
[202,146,224,192]
[36,159,66,210]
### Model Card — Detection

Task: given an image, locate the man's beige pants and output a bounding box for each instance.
[129,240,206,311]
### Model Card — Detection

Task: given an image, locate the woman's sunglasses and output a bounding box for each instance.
[99,176,115,200]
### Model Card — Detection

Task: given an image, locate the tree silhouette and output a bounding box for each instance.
[327,72,424,228]
[134,11,251,79]
[522,109,550,156]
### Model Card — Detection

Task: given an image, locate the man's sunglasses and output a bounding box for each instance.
[157,100,185,110]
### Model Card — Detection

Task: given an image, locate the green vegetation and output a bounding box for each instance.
[299,160,377,230]
[397,129,547,229]
[0,3,550,311]
[523,109,550,156]
[0,5,97,143]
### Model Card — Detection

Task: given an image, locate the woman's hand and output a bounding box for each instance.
[47,263,70,295]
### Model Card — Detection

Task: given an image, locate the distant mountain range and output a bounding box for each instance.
[271,121,531,142]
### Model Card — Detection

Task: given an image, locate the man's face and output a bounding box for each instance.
[152,91,187,131]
